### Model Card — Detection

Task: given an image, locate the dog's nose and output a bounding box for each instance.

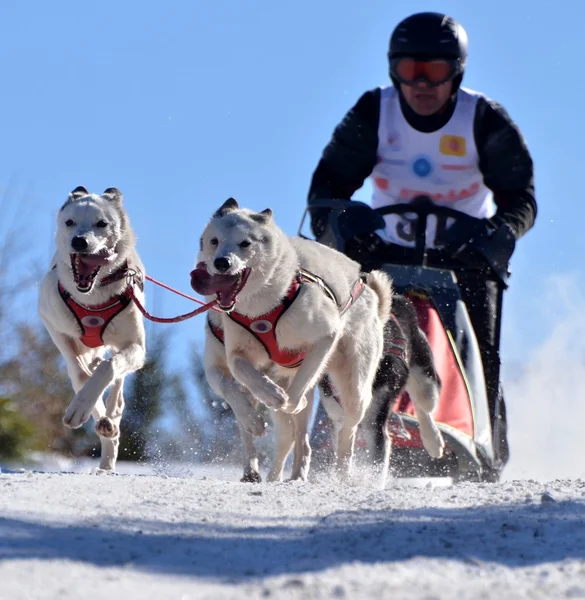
[214,257,231,273]
[71,236,89,252]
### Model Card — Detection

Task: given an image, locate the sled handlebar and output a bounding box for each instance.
[299,196,515,285]
[303,196,482,227]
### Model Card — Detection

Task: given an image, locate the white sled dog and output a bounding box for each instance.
[38,186,146,472]
[191,198,393,483]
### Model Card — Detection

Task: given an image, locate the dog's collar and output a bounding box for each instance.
[100,261,144,291]
[99,261,130,287]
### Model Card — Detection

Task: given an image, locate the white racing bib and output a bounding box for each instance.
[370,86,495,248]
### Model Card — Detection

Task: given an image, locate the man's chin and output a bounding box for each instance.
[411,99,441,116]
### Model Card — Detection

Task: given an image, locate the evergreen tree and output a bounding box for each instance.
[0,396,38,463]
[0,323,91,456]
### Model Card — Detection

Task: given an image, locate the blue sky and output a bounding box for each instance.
[0,0,582,376]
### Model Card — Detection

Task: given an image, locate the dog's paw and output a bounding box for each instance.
[97,461,116,472]
[286,473,309,483]
[91,466,115,475]
[63,395,95,429]
[418,417,445,459]
[254,380,289,411]
[95,417,119,439]
[280,394,308,415]
[237,410,266,437]
[240,469,262,484]
[266,470,284,483]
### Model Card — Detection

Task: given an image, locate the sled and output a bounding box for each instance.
[299,197,514,482]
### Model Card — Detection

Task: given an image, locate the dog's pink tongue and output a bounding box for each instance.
[77,258,97,278]
[190,267,215,296]
[190,262,240,303]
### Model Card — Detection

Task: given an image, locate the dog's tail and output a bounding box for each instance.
[366,270,393,325]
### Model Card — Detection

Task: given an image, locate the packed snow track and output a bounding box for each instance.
[1,469,585,599]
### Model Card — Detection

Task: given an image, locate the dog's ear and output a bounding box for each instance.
[102,187,123,203]
[69,186,89,201]
[214,197,239,217]
[250,208,273,224]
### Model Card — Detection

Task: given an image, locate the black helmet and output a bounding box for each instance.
[388,12,468,89]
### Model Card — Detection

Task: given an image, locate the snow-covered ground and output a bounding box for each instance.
[1,461,585,600]
[3,284,585,600]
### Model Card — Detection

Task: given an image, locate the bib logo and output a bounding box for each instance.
[440,135,466,157]
[387,132,401,151]
[399,182,480,203]
[374,177,389,190]
[412,156,433,178]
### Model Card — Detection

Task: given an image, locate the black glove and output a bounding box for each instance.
[472,221,516,284]
[438,217,515,283]
[438,218,496,256]
[310,209,330,239]
[344,231,385,265]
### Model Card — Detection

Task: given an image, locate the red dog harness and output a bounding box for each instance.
[385,314,408,365]
[208,268,366,368]
[57,263,143,349]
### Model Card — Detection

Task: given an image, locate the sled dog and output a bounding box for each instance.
[191,197,393,483]
[38,186,146,472]
[319,292,446,487]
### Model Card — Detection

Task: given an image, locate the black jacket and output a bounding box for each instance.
[308,87,536,241]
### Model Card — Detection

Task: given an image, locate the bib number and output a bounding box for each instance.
[394,213,452,247]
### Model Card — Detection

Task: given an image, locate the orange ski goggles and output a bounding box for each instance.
[390,57,460,86]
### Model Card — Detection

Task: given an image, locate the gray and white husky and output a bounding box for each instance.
[191,198,393,483]
[38,186,146,472]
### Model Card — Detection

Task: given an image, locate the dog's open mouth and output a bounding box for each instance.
[70,250,116,293]
[190,262,251,311]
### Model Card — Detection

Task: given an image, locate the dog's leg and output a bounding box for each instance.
[41,318,92,376]
[361,386,392,486]
[330,328,383,479]
[41,318,96,393]
[380,424,393,490]
[329,370,370,479]
[83,394,118,472]
[290,387,315,482]
[204,343,265,482]
[228,354,289,411]
[41,322,111,433]
[266,411,294,483]
[93,406,119,471]
[238,424,262,483]
[393,297,444,459]
[95,378,124,440]
[205,357,266,438]
[279,335,337,415]
[64,342,145,429]
[319,386,343,457]
[369,343,410,487]
[405,365,445,459]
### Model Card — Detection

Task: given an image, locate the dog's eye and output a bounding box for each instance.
[210,238,218,247]
[65,219,75,227]
[96,220,108,228]
[238,240,251,248]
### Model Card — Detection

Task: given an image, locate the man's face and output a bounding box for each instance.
[400,80,454,116]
